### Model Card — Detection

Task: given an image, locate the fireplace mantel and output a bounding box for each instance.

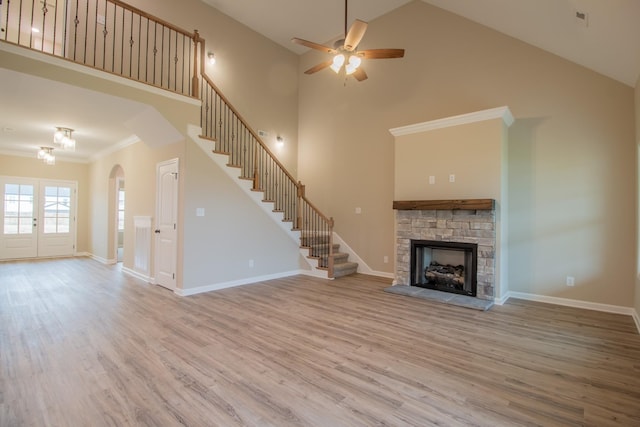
[393,199,495,211]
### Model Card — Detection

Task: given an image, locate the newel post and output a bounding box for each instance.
[328,217,335,279]
[191,30,200,98]
[252,142,260,190]
[296,181,305,229]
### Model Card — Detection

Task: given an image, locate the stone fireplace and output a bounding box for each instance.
[389,107,514,303]
[394,199,496,300]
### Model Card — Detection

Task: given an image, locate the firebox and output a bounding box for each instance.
[410,240,477,297]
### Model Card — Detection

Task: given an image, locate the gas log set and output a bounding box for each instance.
[424,262,465,291]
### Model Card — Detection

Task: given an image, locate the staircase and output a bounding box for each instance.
[301,233,358,278]
[189,123,359,279]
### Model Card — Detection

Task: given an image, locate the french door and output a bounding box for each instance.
[0,177,77,260]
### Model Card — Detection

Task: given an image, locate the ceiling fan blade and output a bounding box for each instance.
[344,19,368,51]
[304,60,333,75]
[358,49,405,59]
[353,67,368,82]
[291,38,336,54]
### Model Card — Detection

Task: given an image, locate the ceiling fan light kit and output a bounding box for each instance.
[291,0,404,82]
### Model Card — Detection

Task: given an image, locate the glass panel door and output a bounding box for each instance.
[38,181,76,257]
[0,177,77,260]
[0,178,38,259]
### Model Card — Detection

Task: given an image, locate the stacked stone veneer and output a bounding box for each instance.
[395,209,496,300]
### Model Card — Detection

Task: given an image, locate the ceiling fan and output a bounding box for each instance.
[291,0,405,82]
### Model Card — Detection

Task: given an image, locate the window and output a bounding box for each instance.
[118,189,125,231]
[3,184,34,235]
[43,186,71,234]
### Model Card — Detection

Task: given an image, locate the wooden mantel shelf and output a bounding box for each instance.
[393,199,495,211]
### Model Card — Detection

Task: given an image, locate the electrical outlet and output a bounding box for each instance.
[428,176,435,185]
[383,256,389,263]
[249,259,254,268]
[574,10,589,27]
[355,207,362,214]
[566,276,575,286]
[449,174,455,183]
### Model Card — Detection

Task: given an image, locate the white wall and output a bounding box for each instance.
[182,139,304,290]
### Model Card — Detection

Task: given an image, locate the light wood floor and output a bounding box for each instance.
[1,258,640,426]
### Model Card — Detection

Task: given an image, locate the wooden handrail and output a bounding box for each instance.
[109,0,196,38]
[300,195,333,224]
[197,44,299,188]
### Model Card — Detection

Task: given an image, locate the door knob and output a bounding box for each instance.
[154,229,161,233]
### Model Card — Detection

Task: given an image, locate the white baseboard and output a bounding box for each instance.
[177,270,310,296]
[493,292,510,306]
[121,266,152,283]
[88,254,116,265]
[505,291,639,333]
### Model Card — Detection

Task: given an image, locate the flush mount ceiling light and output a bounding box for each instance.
[53,127,76,151]
[37,147,55,165]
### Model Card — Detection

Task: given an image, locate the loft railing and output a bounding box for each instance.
[0,0,198,97]
[0,0,335,277]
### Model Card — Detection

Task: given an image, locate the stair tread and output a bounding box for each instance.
[333,261,358,269]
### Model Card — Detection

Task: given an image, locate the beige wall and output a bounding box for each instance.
[297,1,636,306]
[0,155,90,253]
[636,74,640,316]
[394,119,504,200]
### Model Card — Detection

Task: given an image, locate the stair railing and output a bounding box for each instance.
[1,0,198,97]
[0,0,335,277]
[196,42,335,277]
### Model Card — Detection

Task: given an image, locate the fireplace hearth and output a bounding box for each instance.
[411,240,477,297]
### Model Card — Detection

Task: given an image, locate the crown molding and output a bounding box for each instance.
[389,106,514,137]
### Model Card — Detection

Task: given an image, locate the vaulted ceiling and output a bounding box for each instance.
[1,0,639,163]
[203,0,640,87]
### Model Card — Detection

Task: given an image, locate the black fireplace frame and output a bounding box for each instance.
[410,239,478,297]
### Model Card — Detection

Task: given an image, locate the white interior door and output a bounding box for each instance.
[154,159,178,290]
[0,177,38,259]
[0,177,77,260]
